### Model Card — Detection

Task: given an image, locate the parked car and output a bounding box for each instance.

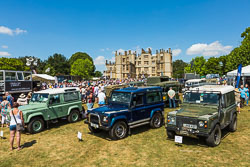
[19,87,84,133]
[85,87,165,140]
[166,85,237,147]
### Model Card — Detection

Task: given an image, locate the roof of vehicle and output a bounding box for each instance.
[148,81,180,86]
[188,85,234,94]
[35,87,80,95]
[114,86,162,93]
[186,78,206,83]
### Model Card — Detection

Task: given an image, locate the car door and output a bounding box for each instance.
[61,92,80,117]
[145,91,162,118]
[131,93,147,122]
[48,94,63,119]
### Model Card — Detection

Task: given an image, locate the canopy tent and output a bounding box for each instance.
[227,65,250,76]
[227,65,250,86]
[32,74,55,83]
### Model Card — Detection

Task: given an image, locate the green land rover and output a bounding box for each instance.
[166,85,237,147]
[19,87,83,133]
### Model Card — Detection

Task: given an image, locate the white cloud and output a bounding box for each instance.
[1,45,8,49]
[0,26,27,36]
[186,41,233,56]
[94,56,105,65]
[0,51,11,56]
[172,49,182,56]
[110,57,115,62]
[112,48,125,55]
[101,48,111,52]
[100,49,105,52]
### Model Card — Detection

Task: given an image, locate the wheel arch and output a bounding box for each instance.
[150,108,163,118]
[26,114,45,124]
[110,116,128,127]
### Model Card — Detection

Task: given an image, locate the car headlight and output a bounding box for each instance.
[103,116,108,122]
[198,121,204,127]
[167,116,176,124]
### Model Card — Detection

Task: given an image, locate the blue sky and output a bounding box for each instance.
[0,0,250,72]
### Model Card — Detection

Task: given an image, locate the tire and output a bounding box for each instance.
[88,125,101,133]
[228,114,237,132]
[68,110,80,123]
[109,121,128,140]
[167,130,175,139]
[27,117,45,134]
[150,112,163,128]
[206,125,222,147]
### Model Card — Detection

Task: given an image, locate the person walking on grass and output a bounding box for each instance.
[0,96,11,128]
[244,84,249,106]
[235,88,241,113]
[239,85,247,107]
[9,102,24,151]
[168,87,176,108]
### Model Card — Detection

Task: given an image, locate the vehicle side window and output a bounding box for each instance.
[64,92,79,102]
[134,94,144,106]
[221,94,226,108]
[225,92,235,107]
[50,94,60,104]
[146,91,161,104]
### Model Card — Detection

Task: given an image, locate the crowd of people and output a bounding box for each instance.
[235,84,249,113]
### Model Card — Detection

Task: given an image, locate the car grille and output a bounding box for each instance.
[90,114,99,124]
[176,116,197,128]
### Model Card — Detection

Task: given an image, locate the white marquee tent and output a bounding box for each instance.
[32,74,55,83]
[227,65,250,76]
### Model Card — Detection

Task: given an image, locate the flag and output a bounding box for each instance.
[236,64,242,88]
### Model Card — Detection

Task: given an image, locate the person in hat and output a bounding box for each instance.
[17,94,28,106]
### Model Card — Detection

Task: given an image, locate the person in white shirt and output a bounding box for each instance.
[97,90,106,107]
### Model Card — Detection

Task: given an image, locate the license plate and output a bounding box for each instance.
[183,123,197,129]
[90,123,99,128]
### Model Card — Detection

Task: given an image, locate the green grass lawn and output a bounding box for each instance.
[0,105,250,167]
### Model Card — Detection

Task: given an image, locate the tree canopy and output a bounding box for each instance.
[69,52,95,74]
[172,60,187,78]
[71,59,94,79]
[0,57,29,71]
[46,53,70,75]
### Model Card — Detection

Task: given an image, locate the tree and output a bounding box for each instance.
[69,52,95,74]
[205,57,221,75]
[94,71,103,77]
[0,57,29,71]
[71,59,94,79]
[172,60,187,78]
[185,56,206,76]
[47,53,70,75]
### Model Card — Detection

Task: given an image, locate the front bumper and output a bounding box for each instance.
[84,120,110,131]
[166,125,209,137]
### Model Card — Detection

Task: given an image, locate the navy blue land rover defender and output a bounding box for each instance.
[84,87,165,140]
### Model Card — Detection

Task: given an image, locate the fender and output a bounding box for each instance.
[26,113,45,123]
[209,119,220,134]
[150,108,162,118]
[67,105,81,115]
[110,115,127,127]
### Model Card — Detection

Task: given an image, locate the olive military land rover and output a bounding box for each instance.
[166,85,237,147]
[19,87,83,133]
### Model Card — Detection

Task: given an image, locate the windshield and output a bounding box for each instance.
[31,93,49,102]
[110,92,131,104]
[184,92,219,105]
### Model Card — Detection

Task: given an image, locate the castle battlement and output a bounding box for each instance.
[104,48,173,79]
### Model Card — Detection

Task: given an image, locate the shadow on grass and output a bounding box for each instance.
[167,129,232,147]
[88,124,152,141]
[22,140,37,148]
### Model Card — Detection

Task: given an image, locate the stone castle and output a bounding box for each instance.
[104,48,173,79]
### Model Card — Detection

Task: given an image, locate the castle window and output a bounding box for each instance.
[144,67,149,72]
[144,55,148,59]
[123,58,126,63]
[152,61,155,65]
[144,61,149,65]
[161,56,163,61]
[138,61,141,65]
[152,67,155,73]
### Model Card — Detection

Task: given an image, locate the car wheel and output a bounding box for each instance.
[228,114,237,132]
[27,117,45,134]
[68,110,80,123]
[167,130,175,139]
[88,125,101,133]
[109,121,128,140]
[150,112,163,128]
[206,125,221,147]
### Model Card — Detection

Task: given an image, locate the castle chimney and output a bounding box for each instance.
[156,50,158,54]
[106,60,108,64]
[109,61,111,65]
[115,51,117,56]
[125,51,127,56]
[148,48,152,54]
[129,50,131,54]
[141,48,145,54]
[169,48,171,53]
